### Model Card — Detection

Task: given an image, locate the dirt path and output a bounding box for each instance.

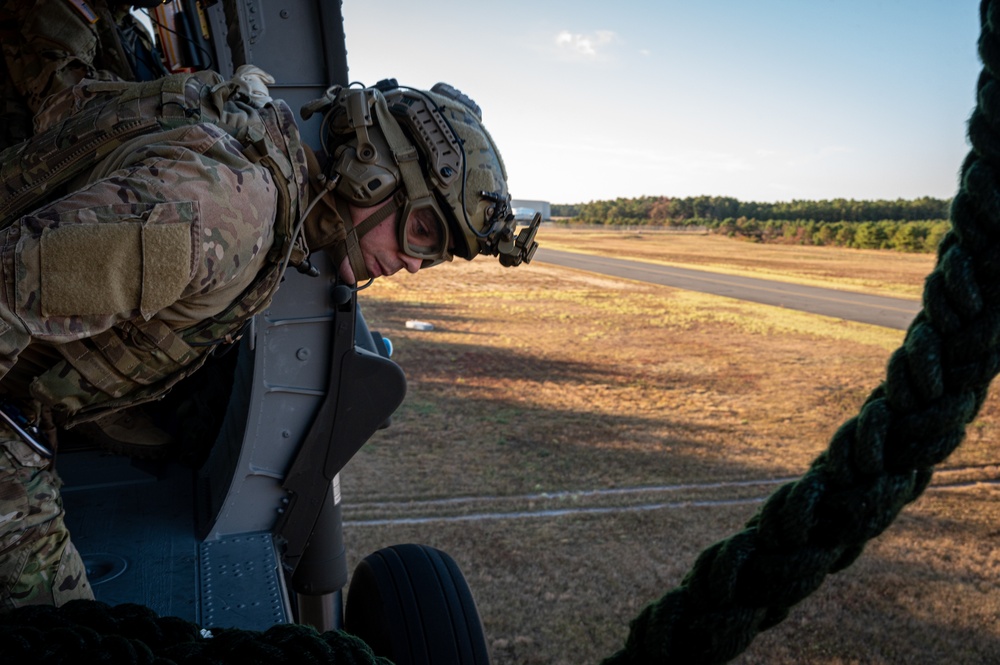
[344,465,1000,527]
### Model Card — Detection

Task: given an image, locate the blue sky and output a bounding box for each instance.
[342,1,980,205]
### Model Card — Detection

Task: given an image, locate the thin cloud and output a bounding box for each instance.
[554,30,618,60]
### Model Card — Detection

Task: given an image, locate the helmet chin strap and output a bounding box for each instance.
[338,191,405,284]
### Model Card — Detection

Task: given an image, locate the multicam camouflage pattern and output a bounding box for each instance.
[4,71,226,228]
[0,0,144,150]
[0,68,310,425]
[1,119,277,417]
[0,6,312,612]
[0,65,314,609]
[0,55,313,609]
[0,434,93,609]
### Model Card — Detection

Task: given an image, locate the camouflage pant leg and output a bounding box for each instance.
[0,430,92,609]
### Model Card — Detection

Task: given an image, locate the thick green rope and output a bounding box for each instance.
[0,600,391,664]
[601,2,1000,663]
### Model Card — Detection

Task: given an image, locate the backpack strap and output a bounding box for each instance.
[37,258,285,428]
[16,70,311,426]
[0,73,207,228]
[57,319,203,397]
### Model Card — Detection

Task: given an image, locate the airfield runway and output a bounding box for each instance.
[534,248,922,331]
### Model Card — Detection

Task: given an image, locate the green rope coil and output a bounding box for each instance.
[0,600,391,665]
[3,5,997,665]
[601,1,1000,663]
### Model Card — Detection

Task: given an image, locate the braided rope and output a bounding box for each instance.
[601,2,1000,663]
[0,600,391,665]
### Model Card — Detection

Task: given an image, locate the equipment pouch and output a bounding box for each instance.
[13,201,199,340]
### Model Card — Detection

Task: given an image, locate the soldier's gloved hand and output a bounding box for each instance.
[232,65,275,107]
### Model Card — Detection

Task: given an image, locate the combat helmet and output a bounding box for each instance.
[300,80,539,283]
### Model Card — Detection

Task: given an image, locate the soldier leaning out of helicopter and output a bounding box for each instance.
[0,48,539,609]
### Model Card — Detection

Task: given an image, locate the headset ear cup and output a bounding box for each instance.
[320,88,402,208]
[330,147,399,208]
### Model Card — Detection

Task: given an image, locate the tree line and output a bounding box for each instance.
[550,195,952,252]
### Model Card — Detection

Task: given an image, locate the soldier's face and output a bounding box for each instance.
[339,198,424,283]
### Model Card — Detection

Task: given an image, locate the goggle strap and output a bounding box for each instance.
[373,95,433,204]
[353,190,404,240]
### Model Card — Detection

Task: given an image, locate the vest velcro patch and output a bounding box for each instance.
[140,207,197,317]
[41,223,143,317]
[36,203,196,319]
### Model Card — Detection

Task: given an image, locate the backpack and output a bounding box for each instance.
[1,68,305,252]
[0,69,311,426]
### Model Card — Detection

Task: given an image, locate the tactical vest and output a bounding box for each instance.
[0,70,310,426]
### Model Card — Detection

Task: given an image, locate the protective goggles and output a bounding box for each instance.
[397,194,453,267]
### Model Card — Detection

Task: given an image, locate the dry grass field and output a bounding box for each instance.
[340,229,1000,664]
[539,227,934,298]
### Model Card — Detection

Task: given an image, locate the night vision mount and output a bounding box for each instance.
[478,191,540,267]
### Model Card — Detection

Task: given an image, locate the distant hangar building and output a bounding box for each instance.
[510,199,551,221]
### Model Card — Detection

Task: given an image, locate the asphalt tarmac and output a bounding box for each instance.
[534,248,922,331]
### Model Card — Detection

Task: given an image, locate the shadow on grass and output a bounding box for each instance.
[740,494,1000,664]
[345,325,808,501]
[362,298,497,333]
[345,304,999,664]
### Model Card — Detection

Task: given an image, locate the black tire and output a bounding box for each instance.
[344,544,490,665]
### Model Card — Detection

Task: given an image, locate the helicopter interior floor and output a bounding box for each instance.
[59,449,289,630]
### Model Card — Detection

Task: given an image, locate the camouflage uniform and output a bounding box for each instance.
[0,434,90,607]
[0,0,165,149]
[0,69,308,609]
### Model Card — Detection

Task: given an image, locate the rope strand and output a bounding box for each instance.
[0,600,391,665]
